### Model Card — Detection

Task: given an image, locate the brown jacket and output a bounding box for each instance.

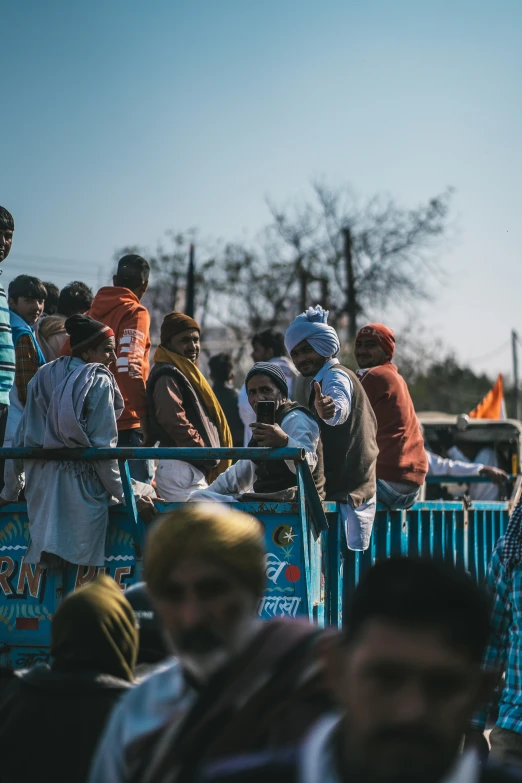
[126,619,335,783]
[147,362,220,475]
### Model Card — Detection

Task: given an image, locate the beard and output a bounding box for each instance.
[171,612,260,683]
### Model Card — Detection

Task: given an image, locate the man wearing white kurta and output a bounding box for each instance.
[0,314,156,567]
[191,362,322,503]
[285,306,378,551]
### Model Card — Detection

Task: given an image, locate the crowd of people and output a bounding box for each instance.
[1,203,521,782]
[1,503,522,783]
[0,204,511,569]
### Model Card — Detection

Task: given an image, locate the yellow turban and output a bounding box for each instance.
[144,504,266,599]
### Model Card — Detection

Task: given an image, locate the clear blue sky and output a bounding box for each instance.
[1,0,521,379]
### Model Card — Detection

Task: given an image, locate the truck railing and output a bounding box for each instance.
[0,447,517,647]
[0,446,328,542]
[425,475,516,483]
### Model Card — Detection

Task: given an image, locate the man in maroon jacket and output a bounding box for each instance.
[355,323,427,509]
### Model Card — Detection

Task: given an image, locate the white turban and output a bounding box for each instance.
[285,305,341,358]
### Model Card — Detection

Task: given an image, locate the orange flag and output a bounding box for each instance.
[469,374,507,420]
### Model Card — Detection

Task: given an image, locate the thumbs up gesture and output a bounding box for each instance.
[313,381,336,421]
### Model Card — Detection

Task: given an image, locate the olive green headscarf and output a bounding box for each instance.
[51,575,138,682]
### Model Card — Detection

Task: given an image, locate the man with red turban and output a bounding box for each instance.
[355,323,427,509]
[146,312,232,501]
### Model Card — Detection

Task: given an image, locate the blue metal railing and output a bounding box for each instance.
[0,447,514,628]
[425,475,516,484]
[0,446,328,635]
[0,445,327,542]
[0,446,306,461]
[335,499,510,626]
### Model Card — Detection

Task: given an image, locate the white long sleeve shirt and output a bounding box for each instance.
[238,357,299,446]
[198,408,319,498]
[426,450,483,478]
[447,445,499,501]
[313,358,353,427]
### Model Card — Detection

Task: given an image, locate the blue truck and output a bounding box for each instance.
[0,418,518,669]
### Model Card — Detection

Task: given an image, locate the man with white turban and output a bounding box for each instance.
[285,306,378,551]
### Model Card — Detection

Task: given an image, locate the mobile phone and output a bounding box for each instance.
[256,400,276,425]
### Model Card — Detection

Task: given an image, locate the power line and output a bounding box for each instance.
[466,340,511,364]
[9,252,103,267]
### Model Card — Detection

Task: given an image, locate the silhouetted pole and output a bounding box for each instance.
[512,329,520,420]
[185,243,195,317]
[320,276,329,310]
[342,228,357,341]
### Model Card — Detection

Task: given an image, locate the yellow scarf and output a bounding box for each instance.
[153,345,232,481]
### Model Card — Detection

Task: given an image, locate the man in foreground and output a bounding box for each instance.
[0,575,138,783]
[202,558,514,783]
[355,323,427,509]
[0,314,156,567]
[285,305,378,551]
[192,362,323,502]
[90,504,332,783]
[147,312,232,500]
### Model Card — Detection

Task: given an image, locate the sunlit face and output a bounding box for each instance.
[246,373,285,412]
[289,340,328,377]
[168,328,200,363]
[9,296,45,325]
[0,227,13,263]
[355,336,388,369]
[151,558,257,679]
[331,621,482,783]
[82,336,117,367]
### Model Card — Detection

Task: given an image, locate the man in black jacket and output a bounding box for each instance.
[192,362,324,502]
[208,353,244,447]
[0,576,137,783]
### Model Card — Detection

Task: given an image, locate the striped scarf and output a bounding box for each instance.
[0,284,15,404]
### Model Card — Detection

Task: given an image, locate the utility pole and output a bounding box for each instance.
[320,276,329,310]
[342,227,357,341]
[512,329,520,420]
[185,243,195,317]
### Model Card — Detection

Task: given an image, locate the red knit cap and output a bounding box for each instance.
[356,323,396,359]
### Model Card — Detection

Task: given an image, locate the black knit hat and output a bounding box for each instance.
[245,362,288,397]
[65,314,114,355]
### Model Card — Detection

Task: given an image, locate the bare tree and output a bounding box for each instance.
[114,231,218,342]
[114,181,454,353]
[265,181,454,341]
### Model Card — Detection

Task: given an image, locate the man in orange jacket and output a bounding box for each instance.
[355,323,427,509]
[62,255,152,482]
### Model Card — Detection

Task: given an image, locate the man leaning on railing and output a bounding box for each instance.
[0,314,157,570]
